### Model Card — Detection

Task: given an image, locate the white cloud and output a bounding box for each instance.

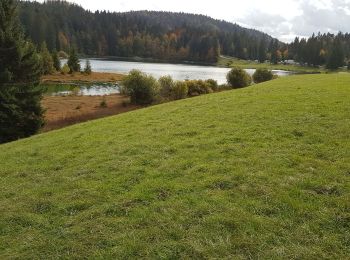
[291,0,350,37]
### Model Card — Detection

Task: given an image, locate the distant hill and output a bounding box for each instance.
[18,0,279,62]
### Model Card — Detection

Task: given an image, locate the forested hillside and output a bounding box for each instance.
[18,0,275,62]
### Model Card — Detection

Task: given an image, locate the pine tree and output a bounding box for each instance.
[40,42,55,75]
[67,47,80,73]
[270,40,279,65]
[0,0,44,143]
[84,60,92,75]
[258,40,266,63]
[52,49,61,71]
[326,39,344,70]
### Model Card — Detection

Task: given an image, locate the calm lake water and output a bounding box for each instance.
[45,83,120,96]
[49,59,292,96]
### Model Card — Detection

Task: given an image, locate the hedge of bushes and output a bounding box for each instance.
[121,67,275,105]
[121,70,220,105]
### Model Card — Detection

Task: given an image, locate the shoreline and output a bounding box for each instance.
[41,72,125,85]
[79,55,218,67]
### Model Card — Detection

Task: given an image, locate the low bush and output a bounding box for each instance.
[252,68,274,83]
[171,81,188,100]
[83,60,92,75]
[100,97,107,108]
[186,80,213,96]
[159,75,174,99]
[218,84,231,91]
[205,79,219,91]
[121,70,160,105]
[226,67,252,88]
[61,63,70,75]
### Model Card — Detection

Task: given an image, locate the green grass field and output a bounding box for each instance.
[0,74,349,259]
[217,56,327,73]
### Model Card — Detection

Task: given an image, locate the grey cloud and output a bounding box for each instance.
[237,0,350,42]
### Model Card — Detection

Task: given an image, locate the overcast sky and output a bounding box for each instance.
[32,0,350,42]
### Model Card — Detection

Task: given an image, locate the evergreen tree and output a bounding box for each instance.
[67,48,80,73]
[83,60,92,75]
[52,49,61,71]
[40,42,54,74]
[326,39,344,70]
[270,40,279,64]
[258,39,266,63]
[0,0,44,143]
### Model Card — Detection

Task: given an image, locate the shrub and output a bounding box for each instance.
[52,50,61,71]
[122,100,129,107]
[252,68,274,83]
[61,63,70,74]
[67,48,80,73]
[348,61,350,70]
[186,80,213,96]
[100,97,107,108]
[121,70,160,105]
[226,67,252,88]
[71,87,80,96]
[218,84,231,91]
[205,79,219,91]
[159,75,174,98]
[83,60,92,75]
[171,81,188,100]
[40,42,55,75]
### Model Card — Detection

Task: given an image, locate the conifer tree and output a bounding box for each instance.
[326,39,344,70]
[0,0,44,143]
[67,47,80,73]
[84,60,92,75]
[258,40,266,63]
[52,49,61,71]
[270,40,279,65]
[40,42,55,74]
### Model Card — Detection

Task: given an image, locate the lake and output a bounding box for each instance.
[45,83,120,96]
[49,59,292,96]
[80,59,292,84]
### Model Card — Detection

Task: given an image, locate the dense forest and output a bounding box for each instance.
[18,0,275,63]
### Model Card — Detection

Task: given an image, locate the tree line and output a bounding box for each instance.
[288,33,350,69]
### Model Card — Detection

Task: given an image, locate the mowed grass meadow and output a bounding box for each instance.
[0,74,349,258]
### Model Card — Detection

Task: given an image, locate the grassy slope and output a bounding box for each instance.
[1,74,349,259]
